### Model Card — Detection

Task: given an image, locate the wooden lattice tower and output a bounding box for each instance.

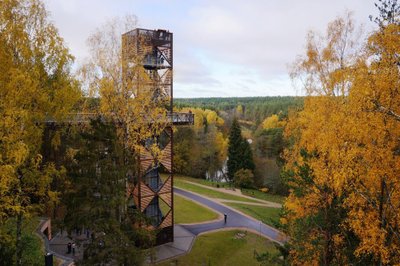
[122,28,193,245]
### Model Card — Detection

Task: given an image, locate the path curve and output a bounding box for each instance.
[174,188,287,245]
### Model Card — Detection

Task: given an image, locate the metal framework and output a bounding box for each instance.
[122,28,193,245]
[44,112,193,126]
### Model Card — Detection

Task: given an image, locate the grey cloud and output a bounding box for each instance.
[182,0,376,77]
[45,0,378,97]
[174,49,221,87]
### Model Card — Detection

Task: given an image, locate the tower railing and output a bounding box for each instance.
[44,112,194,126]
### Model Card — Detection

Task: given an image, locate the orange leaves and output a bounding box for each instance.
[261,114,285,129]
[82,18,173,160]
[349,206,392,264]
[284,10,400,265]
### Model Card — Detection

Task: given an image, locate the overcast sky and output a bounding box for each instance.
[45,0,378,98]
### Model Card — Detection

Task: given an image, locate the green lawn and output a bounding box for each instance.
[241,188,285,204]
[157,230,279,266]
[174,179,258,203]
[174,194,219,224]
[175,175,285,204]
[175,174,229,188]
[224,203,281,227]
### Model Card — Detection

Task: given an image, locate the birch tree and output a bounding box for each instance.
[79,16,169,161]
[0,0,80,264]
[284,5,400,264]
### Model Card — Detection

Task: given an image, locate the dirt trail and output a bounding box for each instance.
[181,180,282,208]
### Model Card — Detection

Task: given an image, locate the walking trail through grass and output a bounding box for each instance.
[174,179,260,203]
[174,176,283,206]
[173,176,284,229]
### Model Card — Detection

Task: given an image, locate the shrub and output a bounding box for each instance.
[233,169,255,189]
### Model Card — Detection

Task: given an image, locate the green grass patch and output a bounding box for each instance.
[241,188,285,204]
[175,174,229,188]
[174,194,219,224]
[157,230,279,266]
[224,203,281,227]
[174,179,258,203]
[175,175,285,204]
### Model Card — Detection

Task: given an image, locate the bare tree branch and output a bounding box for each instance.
[373,100,400,122]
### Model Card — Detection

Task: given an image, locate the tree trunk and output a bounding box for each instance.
[16,212,23,266]
[323,196,330,266]
[378,178,385,266]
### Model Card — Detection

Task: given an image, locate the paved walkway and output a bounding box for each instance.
[49,230,88,261]
[151,225,195,263]
[36,219,74,266]
[43,187,285,265]
[175,188,286,245]
[152,188,285,263]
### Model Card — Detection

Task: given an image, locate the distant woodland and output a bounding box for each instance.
[173,96,303,194]
[175,96,303,124]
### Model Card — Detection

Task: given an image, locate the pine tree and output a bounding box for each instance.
[63,119,152,265]
[227,118,242,180]
[241,139,255,172]
[227,118,255,180]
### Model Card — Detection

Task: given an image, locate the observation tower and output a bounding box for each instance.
[122,28,193,245]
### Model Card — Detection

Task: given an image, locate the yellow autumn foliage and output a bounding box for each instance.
[0,0,80,222]
[284,11,400,265]
[178,107,225,131]
[80,16,170,163]
[261,114,285,129]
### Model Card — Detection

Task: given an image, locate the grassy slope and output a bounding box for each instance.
[241,188,285,204]
[174,179,258,203]
[174,194,219,224]
[175,174,229,187]
[176,175,285,204]
[224,203,281,227]
[157,230,279,266]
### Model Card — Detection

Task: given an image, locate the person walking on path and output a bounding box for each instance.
[67,242,71,254]
[224,213,227,224]
[72,243,76,256]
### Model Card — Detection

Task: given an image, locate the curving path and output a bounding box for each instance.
[174,188,287,245]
